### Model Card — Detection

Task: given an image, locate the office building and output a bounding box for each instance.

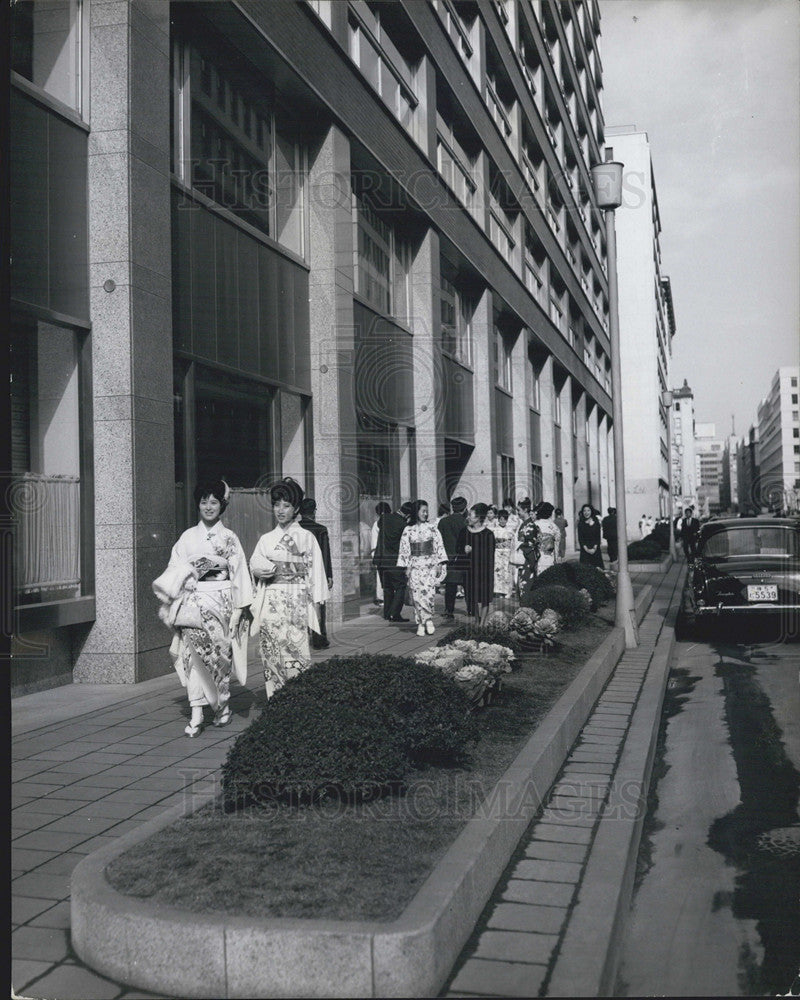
[694,422,724,517]
[736,424,760,516]
[756,366,800,514]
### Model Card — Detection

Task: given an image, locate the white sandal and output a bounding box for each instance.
[184,720,203,738]
[213,706,232,727]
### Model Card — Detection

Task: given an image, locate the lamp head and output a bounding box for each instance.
[661,390,674,408]
[591,160,624,210]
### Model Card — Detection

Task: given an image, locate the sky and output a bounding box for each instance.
[600,0,800,440]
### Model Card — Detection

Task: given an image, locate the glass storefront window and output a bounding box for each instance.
[11,320,83,603]
[11,0,84,114]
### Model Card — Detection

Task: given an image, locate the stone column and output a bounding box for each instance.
[460,288,494,504]
[409,228,444,508]
[587,400,600,509]
[74,0,173,683]
[558,375,576,555]
[598,410,610,513]
[539,355,556,504]
[510,329,529,501]
[306,124,360,622]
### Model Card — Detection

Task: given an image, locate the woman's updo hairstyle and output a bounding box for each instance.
[270,476,305,511]
[537,502,555,519]
[471,502,489,523]
[194,478,229,513]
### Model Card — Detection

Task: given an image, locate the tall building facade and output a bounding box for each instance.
[756,366,800,514]
[10,0,615,693]
[671,378,696,510]
[603,125,675,537]
[718,434,739,513]
[736,424,760,516]
[694,422,724,517]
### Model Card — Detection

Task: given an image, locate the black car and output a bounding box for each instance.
[679,517,800,638]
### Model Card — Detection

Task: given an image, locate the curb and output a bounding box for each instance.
[546,569,683,997]
[71,584,655,999]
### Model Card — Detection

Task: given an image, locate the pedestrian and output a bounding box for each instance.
[490,508,514,598]
[504,496,520,534]
[513,497,540,599]
[602,506,618,563]
[680,505,700,562]
[152,478,253,737]
[249,477,329,698]
[436,496,469,620]
[534,502,560,571]
[463,502,496,626]
[298,497,333,650]
[673,507,684,538]
[578,503,604,568]
[554,507,568,561]
[373,501,414,622]
[370,501,391,606]
[397,499,448,636]
[638,514,647,539]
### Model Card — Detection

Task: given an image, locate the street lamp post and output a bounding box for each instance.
[591,153,638,648]
[661,389,678,561]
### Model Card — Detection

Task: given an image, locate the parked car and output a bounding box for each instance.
[679,517,800,639]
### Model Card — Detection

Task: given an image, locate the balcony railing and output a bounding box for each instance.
[14,474,81,597]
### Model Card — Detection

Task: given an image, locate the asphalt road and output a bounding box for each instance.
[616,622,800,997]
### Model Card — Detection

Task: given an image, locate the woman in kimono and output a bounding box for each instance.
[514,497,540,599]
[249,477,329,698]
[152,479,252,737]
[463,502,496,626]
[397,500,447,636]
[534,502,561,572]
[490,508,514,598]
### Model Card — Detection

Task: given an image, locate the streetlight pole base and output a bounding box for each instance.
[615,568,639,648]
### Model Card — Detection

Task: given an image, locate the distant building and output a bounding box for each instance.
[719,435,739,513]
[756,367,800,514]
[605,126,676,537]
[694,423,724,517]
[736,424,760,516]
[671,378,696,511]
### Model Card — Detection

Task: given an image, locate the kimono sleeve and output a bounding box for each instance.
[307,532,330,604]
[433,527,447,564]
[228,531,254,608]
[250,533,277,579]
[397,527,411,568]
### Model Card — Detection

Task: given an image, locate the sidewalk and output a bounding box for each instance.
[12,573,668,1000]
[444,561,684,997]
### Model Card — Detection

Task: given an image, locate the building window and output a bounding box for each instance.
[675,402,680,411]
[348,2,418,140]
[500,455,515,505]
[11,0,84,114]
[172,30,305,255]
[11,319,89,606]
[305,0,332,27]
[440,272,473,367]
[436,113,477,211]
[792,394,798,404]
[494,328,513,393]
[353,190,410,320]
[529,362,541,411]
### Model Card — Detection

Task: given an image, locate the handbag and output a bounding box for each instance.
[170,594,204,630]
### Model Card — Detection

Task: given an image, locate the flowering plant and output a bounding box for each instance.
[484,609,511,629]
[531,608,561,646]
[577,588,593,611]
[453,664,492,705]
[509,606,540,640]
[414,647,466,677]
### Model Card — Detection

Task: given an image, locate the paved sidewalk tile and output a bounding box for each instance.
[502,879,575,907]
[569,750,617,763]
[579,733,623,745]
[475,929,558,964]
[12,847,58,871]
[38,814,119,835]
[13,829,88,852]
[12,925,71,962]
[488,902,568,934]
[12,872,71,900]
[561,760,615,774]
[553,777,610,794]
[28,900,71,929]
[531,823,592,844]
[546,792,605,812]
[450,957,548,997]
[12,958,54,993]
[12,896,57,926]
[20,962,125,1000]
[523,839,588,864]
[512,859,582,883]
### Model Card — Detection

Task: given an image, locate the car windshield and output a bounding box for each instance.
[701,526,800,561]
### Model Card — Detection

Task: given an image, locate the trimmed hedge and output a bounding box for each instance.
[221,655,478,809]
[628,538,662,561]
[647,523,671,551]
[435,623,524,658]
[520,584,590,630]
[532,561,614,609]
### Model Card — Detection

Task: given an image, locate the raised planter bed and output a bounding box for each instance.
[628,552,673,574]
[71,585,654,999]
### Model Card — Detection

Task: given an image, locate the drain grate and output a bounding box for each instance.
[757,825,800,857]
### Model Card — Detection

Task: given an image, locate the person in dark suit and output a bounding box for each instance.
[601,507,618,563]
[436,496,468,620]
[373,501,414,622]
[298,497,333,649]
[680,506,700,562]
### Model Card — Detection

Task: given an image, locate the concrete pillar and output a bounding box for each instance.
[461,288,494,504]
[510,329,529,500]
[409,227,444,508]
[558,375,576,554]
[307,124,361,622]
[539,355,556,504]
[74,0,173,683]
[598,411,610,514]
[587,401,600,509]
[573,388,588,517]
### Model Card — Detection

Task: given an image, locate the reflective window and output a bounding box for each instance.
[11,0,84,113]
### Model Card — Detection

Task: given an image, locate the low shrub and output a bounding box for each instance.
[436,623,524,658]
[221,655,477,809]
[533,561,614,609]
[521,584,590,630]
[647,522,671,551]
[628,538,662,561]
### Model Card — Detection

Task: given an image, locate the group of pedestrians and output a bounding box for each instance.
[152,476,331,738]
[372,495,584,632]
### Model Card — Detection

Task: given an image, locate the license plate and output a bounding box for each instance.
[747,584,778,602]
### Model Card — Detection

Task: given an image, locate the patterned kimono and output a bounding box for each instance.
[535,518,561,572]
[397,522,447,626]
[515,516,541,597]
[250,521,329,698]
[152,522,252,711]
[490,522,514,596]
